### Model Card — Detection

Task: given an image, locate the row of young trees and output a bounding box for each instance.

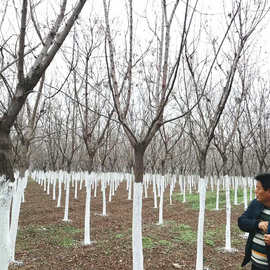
[1,1,270,269]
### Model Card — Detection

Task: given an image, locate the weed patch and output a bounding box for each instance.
[173,189,244,210]
[17,224,81,249]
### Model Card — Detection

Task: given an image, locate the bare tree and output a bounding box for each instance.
[185,1,268,178]
[103,0,197,268]
[158,119,187,175]
[54,92,81,172]
[245,77,270,172]
[11,74,46,176]
[70,22,115,173]
[0,0,87,182]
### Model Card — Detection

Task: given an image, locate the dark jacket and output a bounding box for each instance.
[238,199,270,267]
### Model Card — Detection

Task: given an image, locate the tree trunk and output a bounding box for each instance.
[196,149,207,270]
[0,182,12,270]
[161,159,166,176]
[198,150,207,179]
[0,129,14,269]
[18,140,30,178]
[133,145,145,183]
[221,155,228,176]
[0,129,15,182]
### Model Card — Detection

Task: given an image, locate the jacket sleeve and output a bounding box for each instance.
[238,200,261,233]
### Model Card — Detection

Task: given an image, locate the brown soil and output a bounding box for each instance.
[10,180,248,270]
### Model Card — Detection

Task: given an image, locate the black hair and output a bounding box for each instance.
[255,173,270,191]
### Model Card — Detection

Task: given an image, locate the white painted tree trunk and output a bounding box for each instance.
[153,177,158,208]
[169,180,173,205]
[52,178,56,200]
[158,177,164,225]
[132,182,143,270]
[210,176,214,192]
[0,180,13,270]
[80,176,84,190]
[46,176,50,195]
[43,178,46,192]
[225,176,231,250]
[249,178,253,201]
[243,179,248,210]
[111,178,115,196]
[63,176,71,221]
[182,177,186,203]
[216,179,220,211]
[144,179,148,198]
[94,178,97,197]
[74,179,78,200]
[9,175,27,264]
[84,177,92,245]
[57,178,62,208]
[234,177,238,205]
[109,180,112,202]
[102,181,107,216]
[189,176,192,194]
[195,178,207,270]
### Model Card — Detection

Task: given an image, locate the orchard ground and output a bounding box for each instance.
[10,179,249,270]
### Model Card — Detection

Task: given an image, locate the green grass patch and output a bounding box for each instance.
[170,223,221,246]
[142,236,173,249]
[158,239,172,247]
[172,224,196,243]
[115,233,125,239]
[142,236,155,249]
[17,224,81,249]
[173,188,244,210]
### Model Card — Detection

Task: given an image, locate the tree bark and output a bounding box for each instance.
[0,128,15,182]
[133,144,146,183]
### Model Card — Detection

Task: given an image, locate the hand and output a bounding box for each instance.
[258,221,269,233]
[264,234,270,245]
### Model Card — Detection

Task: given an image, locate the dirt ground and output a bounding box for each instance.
[9,179,249,270]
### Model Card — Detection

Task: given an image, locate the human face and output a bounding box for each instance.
[255,181,270,206]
